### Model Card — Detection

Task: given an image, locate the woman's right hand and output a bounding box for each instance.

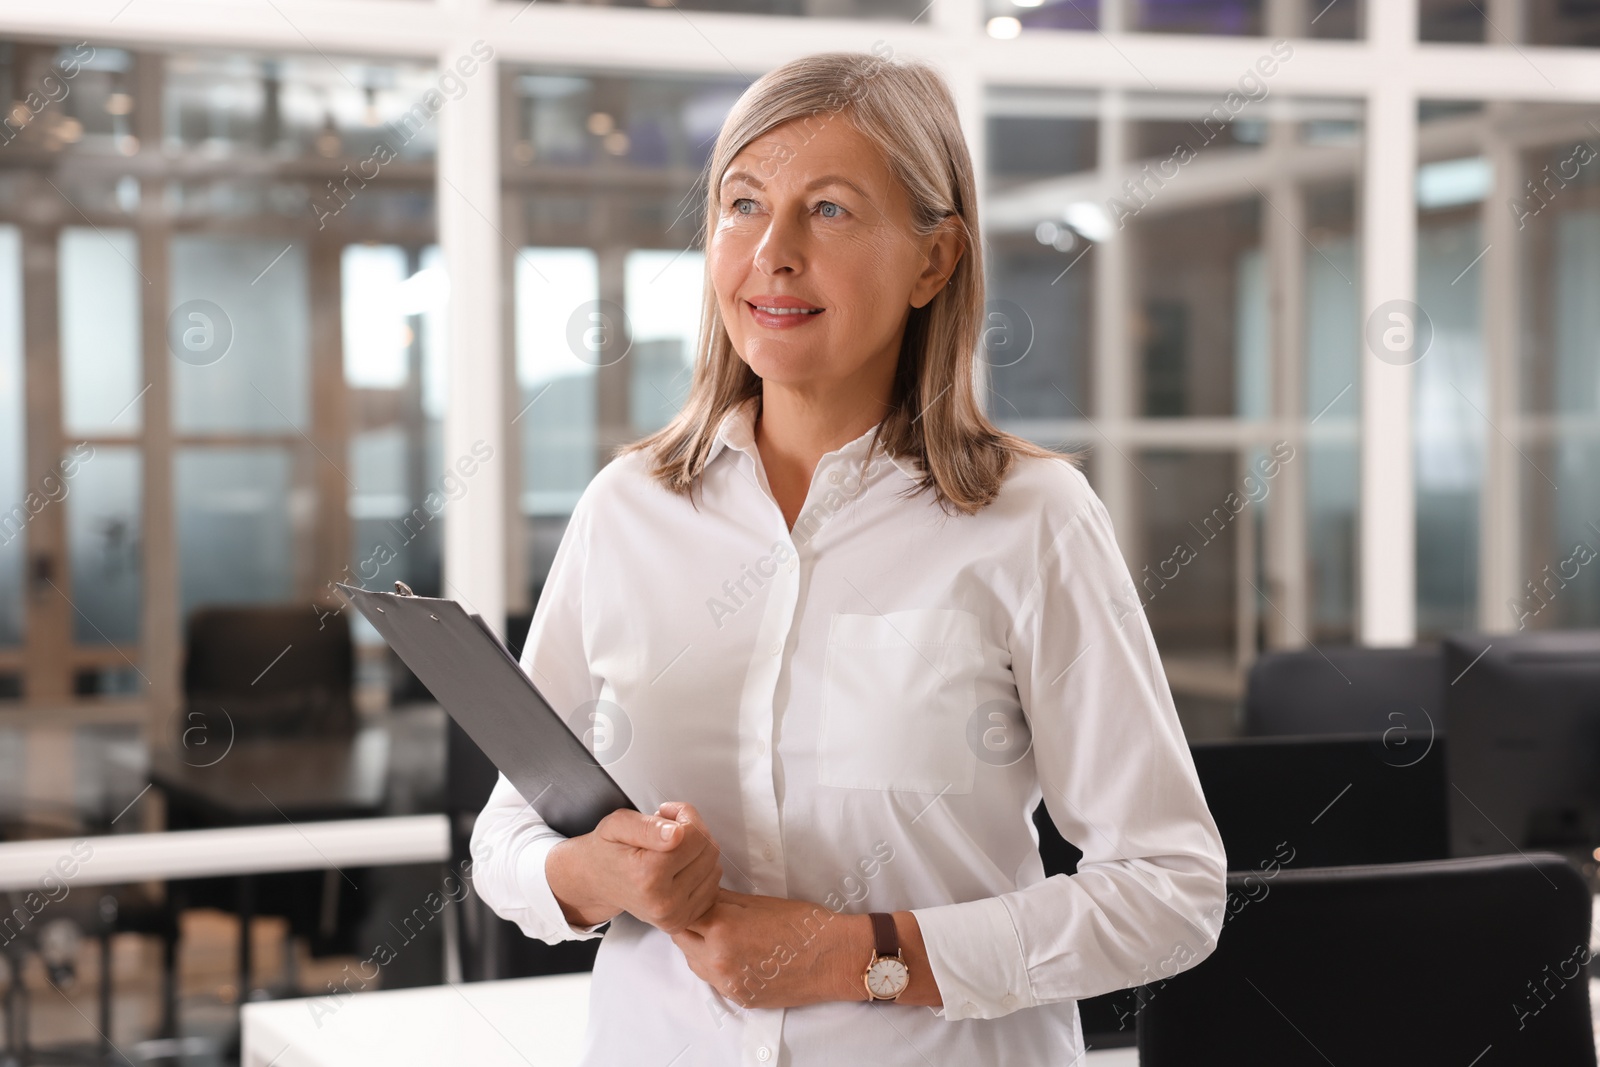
[546,800,724,936]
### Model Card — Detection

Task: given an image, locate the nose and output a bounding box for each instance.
[752,209,805,277]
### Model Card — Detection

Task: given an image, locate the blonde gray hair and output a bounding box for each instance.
[617,48,1073,516]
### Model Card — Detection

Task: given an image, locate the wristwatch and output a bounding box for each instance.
[862,912,911,1001]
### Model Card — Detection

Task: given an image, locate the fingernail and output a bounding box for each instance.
[660,821,676,840]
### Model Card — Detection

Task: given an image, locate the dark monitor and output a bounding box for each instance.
[1443,630,1600,861]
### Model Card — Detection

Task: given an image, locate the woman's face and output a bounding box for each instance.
[709,113,961,400]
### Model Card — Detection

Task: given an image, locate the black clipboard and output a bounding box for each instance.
[337,581,638,838]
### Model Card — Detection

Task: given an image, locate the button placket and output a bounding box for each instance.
[736,532,799,1067]
[754,553,797,883]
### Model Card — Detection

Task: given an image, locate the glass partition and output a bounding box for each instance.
[626,248,705,436]
[343,242,447,603]
[60,227,142,434]
[1512,104,1600,630]
[170,235,310,435]
[64,448,142,671]
[984,86,1364,724]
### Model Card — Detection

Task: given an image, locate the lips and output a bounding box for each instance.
[746,298,825,328]
[747,295,823,311]
[750,304,822,315]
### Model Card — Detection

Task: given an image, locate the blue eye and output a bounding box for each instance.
[727,197,844,218]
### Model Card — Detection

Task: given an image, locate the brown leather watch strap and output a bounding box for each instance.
[869,911,900,958]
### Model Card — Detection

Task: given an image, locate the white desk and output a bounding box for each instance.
[241,973,1141,1067]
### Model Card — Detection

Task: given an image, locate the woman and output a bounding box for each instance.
[472,49,1227,1064]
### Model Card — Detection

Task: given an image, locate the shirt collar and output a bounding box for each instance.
[705,395,921,483]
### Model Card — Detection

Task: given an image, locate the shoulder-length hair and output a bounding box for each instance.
[616,48,1075,516]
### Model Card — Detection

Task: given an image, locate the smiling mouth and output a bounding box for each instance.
[747,302,824,316]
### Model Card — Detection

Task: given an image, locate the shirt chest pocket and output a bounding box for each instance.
[817,608,983,794]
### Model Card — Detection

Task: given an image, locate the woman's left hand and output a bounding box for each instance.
[669,888,866,1010]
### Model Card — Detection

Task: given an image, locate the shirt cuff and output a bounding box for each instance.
[517,833,612,942]
[910,894,1035,1022]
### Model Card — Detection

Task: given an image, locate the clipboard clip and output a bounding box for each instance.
[394,580,415,597]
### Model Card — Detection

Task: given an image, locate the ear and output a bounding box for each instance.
[909,216,966,310]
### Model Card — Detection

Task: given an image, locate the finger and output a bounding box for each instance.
[680,870,723,928]
[647,827,712,888]
[657,861,718,935]
[670,834,721,890]
[669,814,718,867]
[682,898,722,935]
[650,807,719,877]
[657,802,717,850]
[656,800,688,820]
[601,808,686,852]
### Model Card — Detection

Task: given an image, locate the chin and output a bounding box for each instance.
[737,342,824,384]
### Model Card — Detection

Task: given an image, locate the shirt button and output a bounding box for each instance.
[756,738,767,755]
[1002,993,1017,1008]
[827,470,842,485]
[963,1000,977,1013]
[784,556,797,573]
[757,1047,771,1061]
[768,640,782,656]
[763,844,775,861]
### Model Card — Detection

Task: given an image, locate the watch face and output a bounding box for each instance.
[866,957,910,999]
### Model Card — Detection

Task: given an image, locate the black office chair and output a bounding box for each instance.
[1137,853,1597,1066]
[1243,645,1444,737]
[1189,733,1450,869]
[1060,731,1453,1049]
[182,603,356,740]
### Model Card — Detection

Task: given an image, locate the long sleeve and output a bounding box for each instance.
[910,471,1228,1022]
[469,491,612,945]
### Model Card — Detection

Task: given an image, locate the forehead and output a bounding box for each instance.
[723,114,893,190]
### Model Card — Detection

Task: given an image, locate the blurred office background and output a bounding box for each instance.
[0,0,1599,1063]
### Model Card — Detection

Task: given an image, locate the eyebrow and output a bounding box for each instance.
[720,170,871,200]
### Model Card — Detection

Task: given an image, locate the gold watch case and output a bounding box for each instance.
[864,954,910,1000]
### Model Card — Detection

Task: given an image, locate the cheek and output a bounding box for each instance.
[707,240,745,303]
[826,250,898,319]
[706,250,752,357]
[706,260,737,319]
[836,238,903,296]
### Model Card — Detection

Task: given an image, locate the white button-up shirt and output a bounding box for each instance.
[471,395,1227,1065]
